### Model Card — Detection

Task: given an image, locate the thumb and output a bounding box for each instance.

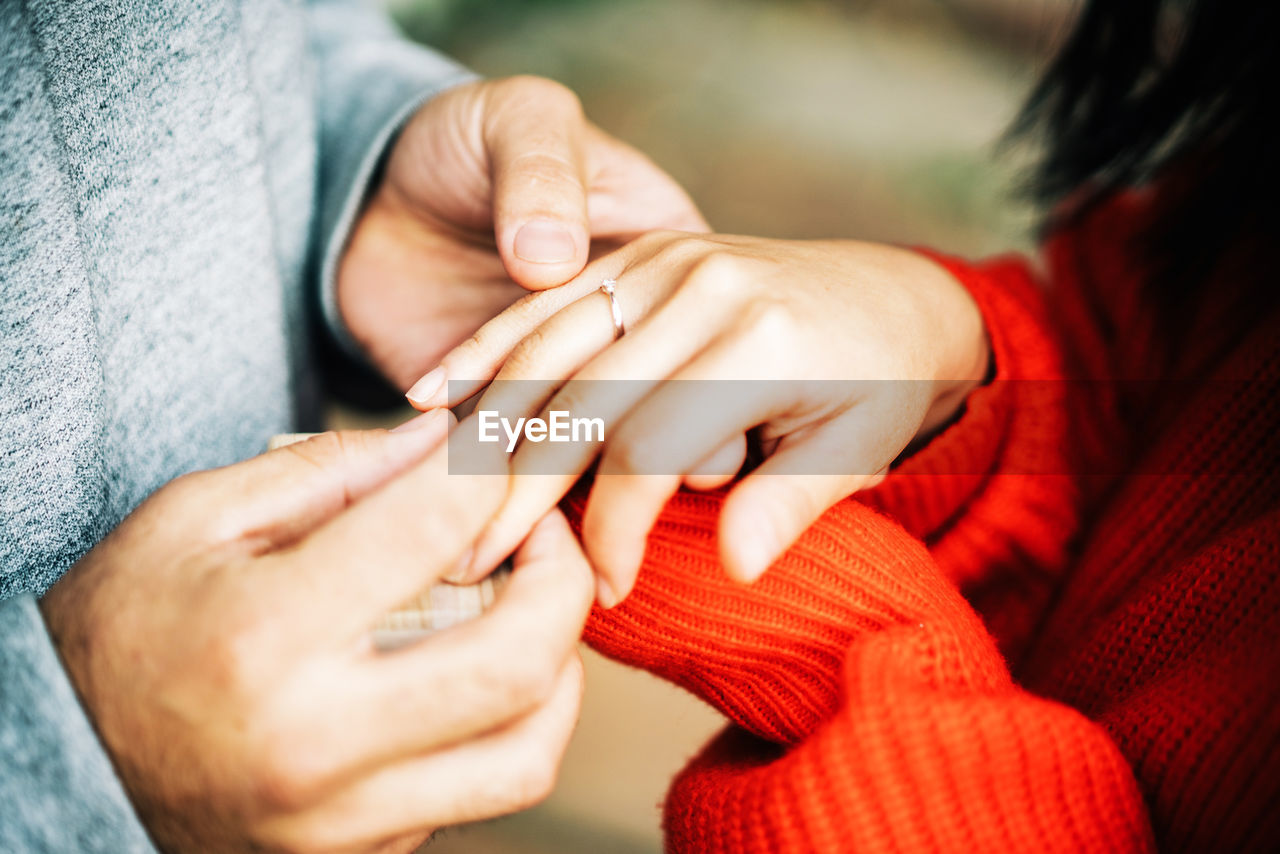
[484,77,591,290]
[207,409,455,548]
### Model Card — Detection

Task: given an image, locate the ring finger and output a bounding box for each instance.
[461,260,748,579]
[475,243,713,420]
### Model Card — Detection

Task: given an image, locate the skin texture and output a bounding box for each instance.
[407,233,991,606]
[37,75,698,851]
[338,76,707,390]
[41,418,595,854]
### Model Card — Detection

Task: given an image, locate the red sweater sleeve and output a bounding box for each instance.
[860,251,1085,655]
[576,494,1155,852]
[574,250,1154,850]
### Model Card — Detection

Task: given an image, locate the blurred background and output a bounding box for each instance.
[352,1,1072,850]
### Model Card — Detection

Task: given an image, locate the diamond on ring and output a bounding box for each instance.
[601,278,625,339]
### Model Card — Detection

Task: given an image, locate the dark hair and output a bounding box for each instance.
[1016,0,1276,319]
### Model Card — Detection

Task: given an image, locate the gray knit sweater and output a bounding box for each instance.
[1,2,473,849]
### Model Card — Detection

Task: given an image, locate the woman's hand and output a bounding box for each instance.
[41,418,594,854]
[408,232,989,605]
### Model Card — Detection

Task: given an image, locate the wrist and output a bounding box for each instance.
[918,254,993,436]
[925,324,991,435]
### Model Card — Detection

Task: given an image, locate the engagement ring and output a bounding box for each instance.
[601,278,626,339]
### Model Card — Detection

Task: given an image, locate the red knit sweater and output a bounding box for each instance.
[572,194,1280,852]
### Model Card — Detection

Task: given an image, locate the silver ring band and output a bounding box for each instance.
[600,278,625,339]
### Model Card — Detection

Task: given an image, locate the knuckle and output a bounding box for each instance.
[740,299,796,339]
[251,735,332,813]
[477,649,559,713]
[603,431,662,477]
[259,822,340,854]
[457,327,489,359]
[684,251,749,300]
[284,430,352,469]
[510,150,582,190]
[204,625,264,696]
[546,384,600,431]
[503,326,552,375]
[150,470,214,522]
[506,749,559,811]
[690,248,744,279]
[655,233,712,267]
[605,442,643,476]
[646,227,691,245]
[631,228,683,253]
[511,651,561,709]
[547,381,587,415]
[504,75,583,115]
[274,431,374,495]
[510,289,563,330]
[458,295,545,361]
[473,664,579,816]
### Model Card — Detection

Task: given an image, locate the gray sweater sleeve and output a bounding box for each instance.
[0,596,156,853]
[0,6,474,850]
[307,0,479,362]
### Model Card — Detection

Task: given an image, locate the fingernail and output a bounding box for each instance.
[596,577,619,609]
[406,367,445,408]
[442,547,475,584]
[514,220,577,264]
[391,408,450,434]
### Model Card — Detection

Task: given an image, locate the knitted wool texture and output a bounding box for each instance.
[572,196,1280,852]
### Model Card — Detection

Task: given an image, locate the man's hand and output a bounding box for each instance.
[337,75,707,390]
[40,414,594,854]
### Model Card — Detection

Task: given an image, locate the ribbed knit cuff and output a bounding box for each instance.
[578,489,977,745]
